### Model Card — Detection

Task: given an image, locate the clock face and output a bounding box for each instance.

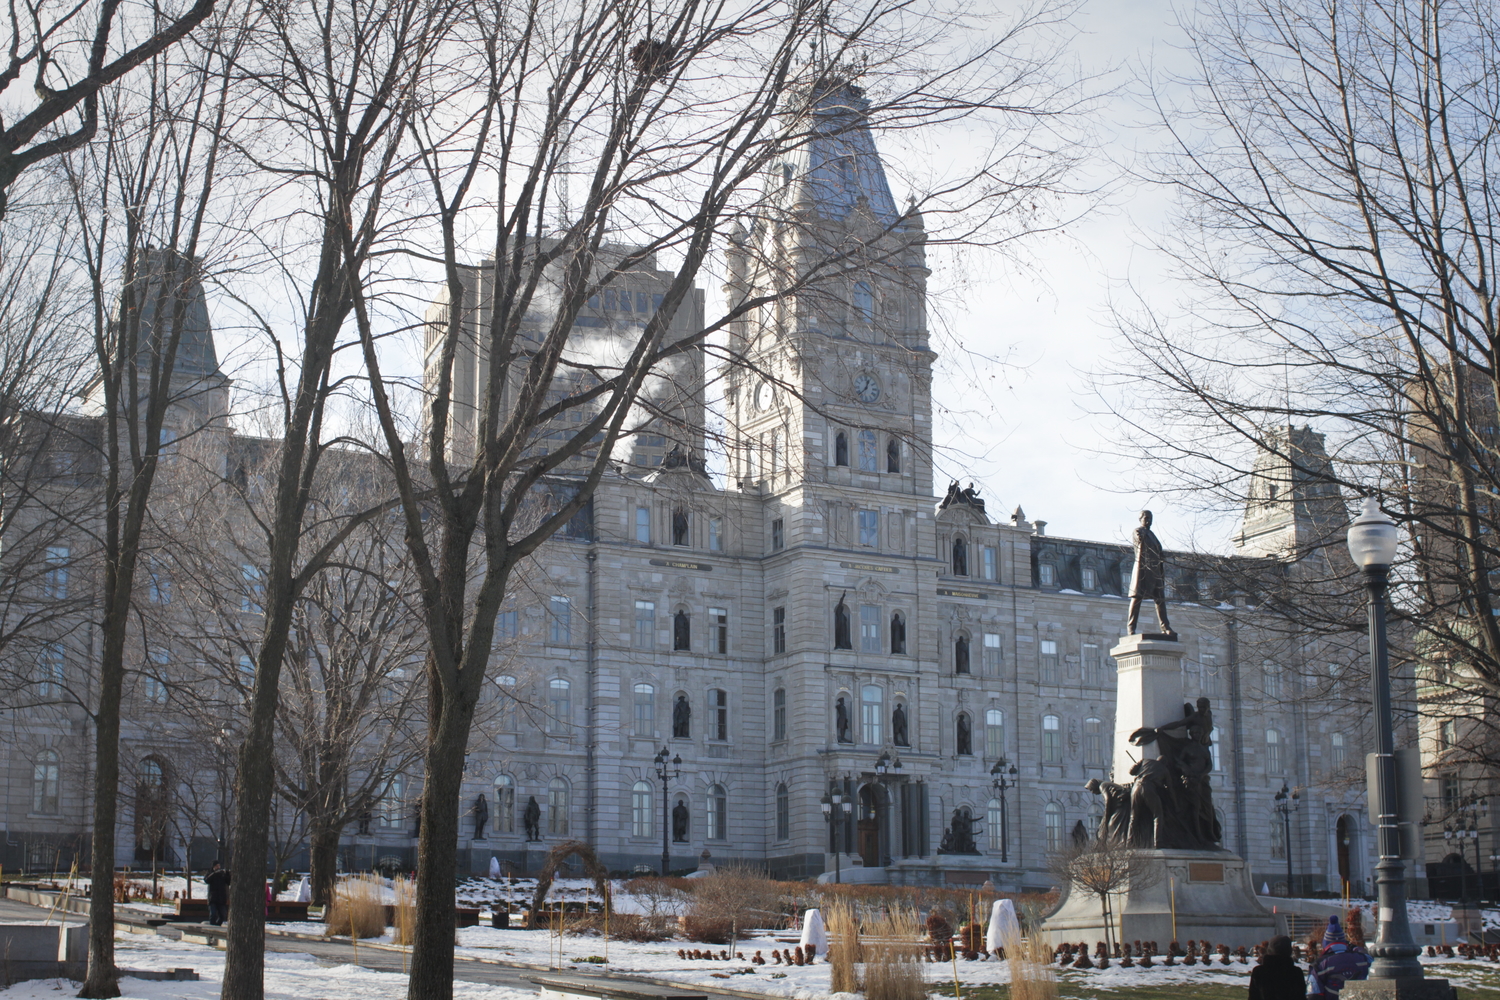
[755,381,775,411]
[853,373,881,403]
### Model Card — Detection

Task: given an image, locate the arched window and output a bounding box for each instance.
[954,634,971,674]
[633,683,655,737]
[548,679,571,733]
[707,784,728,840]
[834,432,849,467]
[773,688,787,741]
[985,709,1005,759]
[987,798,1004,852]
[886,438,901,473]
[890,612,907,654]
[956,712,973,756]
[1045,801,1064,851]
[631,781,654,838]
[493,775,515,833]
[673,610,691,651]
[833,597,852,649]
[548,777,570,835]
[852,282,874,324]
[32,750,60,814]
[775,783,791,841]
[1266,728,1282,773]
[952,537,968,576]
[1042,714,1061,763]
[1331,731,1346,767]
[857,430,878,471]
[861,685,884,745]
[672,508,689,546]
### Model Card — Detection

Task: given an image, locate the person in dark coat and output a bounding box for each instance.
[204,861,231,925]
[1249,934,1306,1000]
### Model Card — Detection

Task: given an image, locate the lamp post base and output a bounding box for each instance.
[1343,978,1456,1000]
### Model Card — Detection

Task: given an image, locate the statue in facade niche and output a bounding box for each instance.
[523,796,542,841]
[473,793,489,840]
[672,800,689,843]
[835,697,851,743]
[673,695,691,739]
[956,713,972,756]
[1127,510,1175,637]
[892,702,908,746]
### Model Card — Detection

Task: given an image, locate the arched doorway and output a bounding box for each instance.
[857,785,882,868]
[1335,814,1354,892]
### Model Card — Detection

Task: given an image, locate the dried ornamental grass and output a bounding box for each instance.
[1001,925,1058,1000]
[862,905,926,1000]
[825,900,861,994]
[392,875,417,946]
[326,874,386,939]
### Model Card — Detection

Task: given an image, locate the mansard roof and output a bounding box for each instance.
[777,83,899,226]
[124,248,222,381]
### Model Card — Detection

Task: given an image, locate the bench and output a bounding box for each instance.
[456,907,481,928]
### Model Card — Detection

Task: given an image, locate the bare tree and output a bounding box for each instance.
[1046,838,1161,951]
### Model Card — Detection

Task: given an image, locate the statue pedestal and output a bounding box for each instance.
[1110,634,1189,780]
[1041,849,1274,948]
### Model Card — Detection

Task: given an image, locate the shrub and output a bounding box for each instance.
[326,875,386,939]
[682,914,736,944]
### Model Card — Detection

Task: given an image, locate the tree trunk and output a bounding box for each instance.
[309,825,340,908]
[79,619,126,998]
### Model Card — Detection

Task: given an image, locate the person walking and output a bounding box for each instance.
[1309,916,1371,999]
[204,861,231,926]
[1249,935,1306,1000]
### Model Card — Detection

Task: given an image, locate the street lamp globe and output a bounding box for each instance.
[1347,497,1399,569]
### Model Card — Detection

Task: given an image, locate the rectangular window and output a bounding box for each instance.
[858,509,879,547]
[240,564,264,614]
[1083,718,1103,764]
[982,546,997,581]
[549,596,572,644]
[771,518,784,551]
[38,643,65,699]
[985,709,1005,758]
[1040,639,1059,683]
[1042,715,1061,763]
[1081,567,1097,590]
[857,430,878,471]
[1082,643,1101,686]
[859,604,880,653]
[148,564,172,604]
[772,607,786,654]
[634,601,655,649]
[709,518,723,552]
[1039,563,1055,587]
[495,610,518,639]
[773,689,787,742]
[635,506,651,544]
[634,685,654,737]
[709,607,728,654]
[1201,653,1220,695]
[711,689,728,741]
[983,633,1003,676]
[44,546,69,599]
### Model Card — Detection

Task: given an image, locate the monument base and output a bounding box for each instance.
[1343,978,1456,1000]
[1040,849,1274,948]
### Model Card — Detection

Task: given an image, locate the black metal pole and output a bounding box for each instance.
[1000,786,1009,864]
[1365,565,1424,979]
[1283,806,1294,896]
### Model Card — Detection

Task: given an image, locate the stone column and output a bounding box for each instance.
[1109,634,1188,782]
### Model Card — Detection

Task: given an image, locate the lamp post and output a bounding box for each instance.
[1274,782,1300,896]
[653,746,681,877]
[821,781,853,882]
[1346,497,1424,982]
[991,757,1019,864]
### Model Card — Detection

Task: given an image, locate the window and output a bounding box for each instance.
[240,564,263,613]
[493,775,515,833]
[634,601,655,649]
[776,783,790,841]
[985,709,1005,759]
[1081,567,1097,590]
[772,606,787,654]
[673,609,691,651]
[834,432,849,467]
[1328,662,1342,699]
[1082,643,1101,686]
[1440,717,1457,750]
[857,430,877,471]
[952,537,968,576]
[1201,653,1220,696]
[956,712,973,755]
[709,607,728,654]
[890,612,907,654]
[634,683,655,737]
[954,634,971,674]
[548,777,570,835]
[548,679,572,733]
[987,798,1004,851]
[1039,563,1055,587]
[1045,801,1063,851]
[886,438,901,473]
[1263,659,1283,699]
[1331,731,1346,767]
[982,633,1002,676]
[381,774,405,828]
[1040,639,1059,683]
[494,676,517,729]
[672,507,689,546]
[1210,727,1221,771]
[771,518,785,551]
[145,674,168,707]
[1084,717,1103,765]
[852,282,874,324]
[32,750,59,814]
[861,685,883,744]
[37,643,65,699]
[549,596,571,643]
[773,688,787,741]
[858,509,879,547]
[495,610,518,639]
[860,604,881,653]
[148,563,172,604]
[631,781,653,838]
[982,546,997,581]
[707,784,728,840]
[1266,728,1282,773]
[769,430,782,481]
[833,598,852,649]
[709,518,723,552]
[635,506,651,543]
[710,689,728,741]
[44,546,69,599]
[1042,715,1061,763]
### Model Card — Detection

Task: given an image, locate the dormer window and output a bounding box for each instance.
[1039,563,1056,587]
[1081,566,1097,590]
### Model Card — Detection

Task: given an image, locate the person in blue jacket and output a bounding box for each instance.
[1310,916,1371,998]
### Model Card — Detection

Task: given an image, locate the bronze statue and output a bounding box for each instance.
[938,807,980,854]
[672,695,691,739]
[672,800,689,843]
[523,795,542,841]
[835,697,851,743]
[1091,696,1223,851]
[956,713,972,756]
[473,793,489,840]
[1085,777,1131,846]
[1127,510,1175,637]
[892,702,908,746]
